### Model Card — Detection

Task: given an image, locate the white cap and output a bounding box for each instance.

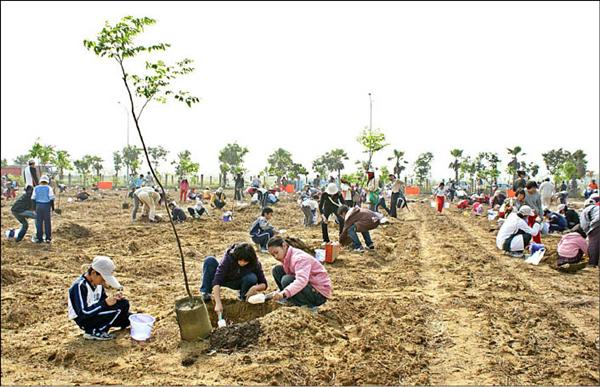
[325,183,339,196]
[40,175,49,183]
[91,256,122,290]
[518,205,534,217]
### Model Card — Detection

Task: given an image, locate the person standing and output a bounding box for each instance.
[179,178,189,203]
[539,178,555,209]
[23,160,39,190]
[524,181,543,244]
[560,181,568,192]
[340,178,353,207]
[513,170,527,192]
[319,183,345,243]
[145,171,155,187]
[234,173,244,202]
[432,182,447,214]
[389,174,402,218]
[32,175,55,243]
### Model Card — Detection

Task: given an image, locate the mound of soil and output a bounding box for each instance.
[55,222,92,239]
[1,268,22,285]
[209,319,261,353]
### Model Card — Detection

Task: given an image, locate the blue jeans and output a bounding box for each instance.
[35,202,52,242]
[272,265,327,308]
[200,256,258,299]
[12,210,36,242]
[347,224,373,249]
[251,229,274,249]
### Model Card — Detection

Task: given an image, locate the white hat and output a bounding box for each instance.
[557,204,566,212]
[216,187,223,193]
[584,198,596,207]
[325,183,339,196]
[91,256,122,289]
[518,205,534,217]
[40,175,49,183]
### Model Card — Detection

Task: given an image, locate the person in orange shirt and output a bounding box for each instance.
[585,179,598,199]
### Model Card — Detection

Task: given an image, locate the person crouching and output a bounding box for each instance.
[67,256,130,341]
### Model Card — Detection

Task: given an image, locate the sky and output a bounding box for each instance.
[1,1,598,182]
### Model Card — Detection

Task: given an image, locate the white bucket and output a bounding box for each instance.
[430,201,436,208]
[129,313,155,341]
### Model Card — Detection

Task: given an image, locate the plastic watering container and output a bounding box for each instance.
[530,243,545,255]
[129,313,155,341]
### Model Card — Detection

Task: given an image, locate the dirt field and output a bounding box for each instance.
[1,189,598,385]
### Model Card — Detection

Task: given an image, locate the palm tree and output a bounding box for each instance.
[448,149,463,182]
[387,149,408,178]
[54,150,72,181]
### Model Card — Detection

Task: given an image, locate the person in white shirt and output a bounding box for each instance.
[340,179,353,207]
[538,178,555,209]
[131,186,162,222]
[432,182,447,213]
[23,160,39,189]
[300,194,319,227]
[495,205,541,257]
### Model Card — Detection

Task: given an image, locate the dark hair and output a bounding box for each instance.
[231,243,258,265]
[517,170,525,177]
[516,188,526,198]
[525,181,538,189]
[543,208,550,215]
[267,235,286,248]
[575,228,587,238]
[337,205,349,216]
[261,207,273,216]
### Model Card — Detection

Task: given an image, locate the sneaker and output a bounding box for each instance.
[201,293,212,302]
[45,239,52,244]
[509,251,524,258]
[83,331,115,341]
[353,247,365,253]
[366,244,375,250]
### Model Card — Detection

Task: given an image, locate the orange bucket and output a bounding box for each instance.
[96,181,113,189]
[405,186,420,195]
[325,242,339,263]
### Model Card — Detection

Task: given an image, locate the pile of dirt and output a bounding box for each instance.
[55,222,92,239]
[209,319,261,353]
[1,268,22,285]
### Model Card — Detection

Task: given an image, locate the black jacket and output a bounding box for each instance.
[11,191,34,213]
[319,192,344,216]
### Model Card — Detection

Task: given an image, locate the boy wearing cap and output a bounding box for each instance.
[495,205,542,258]
[32,175,55,243]
[319,183,345,243]
[68,256,130,340]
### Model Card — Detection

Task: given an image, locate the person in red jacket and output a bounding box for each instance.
[179,178,189,203]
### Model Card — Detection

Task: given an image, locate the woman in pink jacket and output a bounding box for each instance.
[267,236,332,308]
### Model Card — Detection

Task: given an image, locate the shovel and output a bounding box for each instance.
[217,312,226,328]
[247,291,278,304]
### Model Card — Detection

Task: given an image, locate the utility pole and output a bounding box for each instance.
[368,92,373,132]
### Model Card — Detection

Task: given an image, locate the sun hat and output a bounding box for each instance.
[40,175,49,183]
[325,183,339,196]
[518,205,534,217]
[91,256,122,290]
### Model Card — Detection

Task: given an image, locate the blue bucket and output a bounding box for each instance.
[530,243,544,254]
